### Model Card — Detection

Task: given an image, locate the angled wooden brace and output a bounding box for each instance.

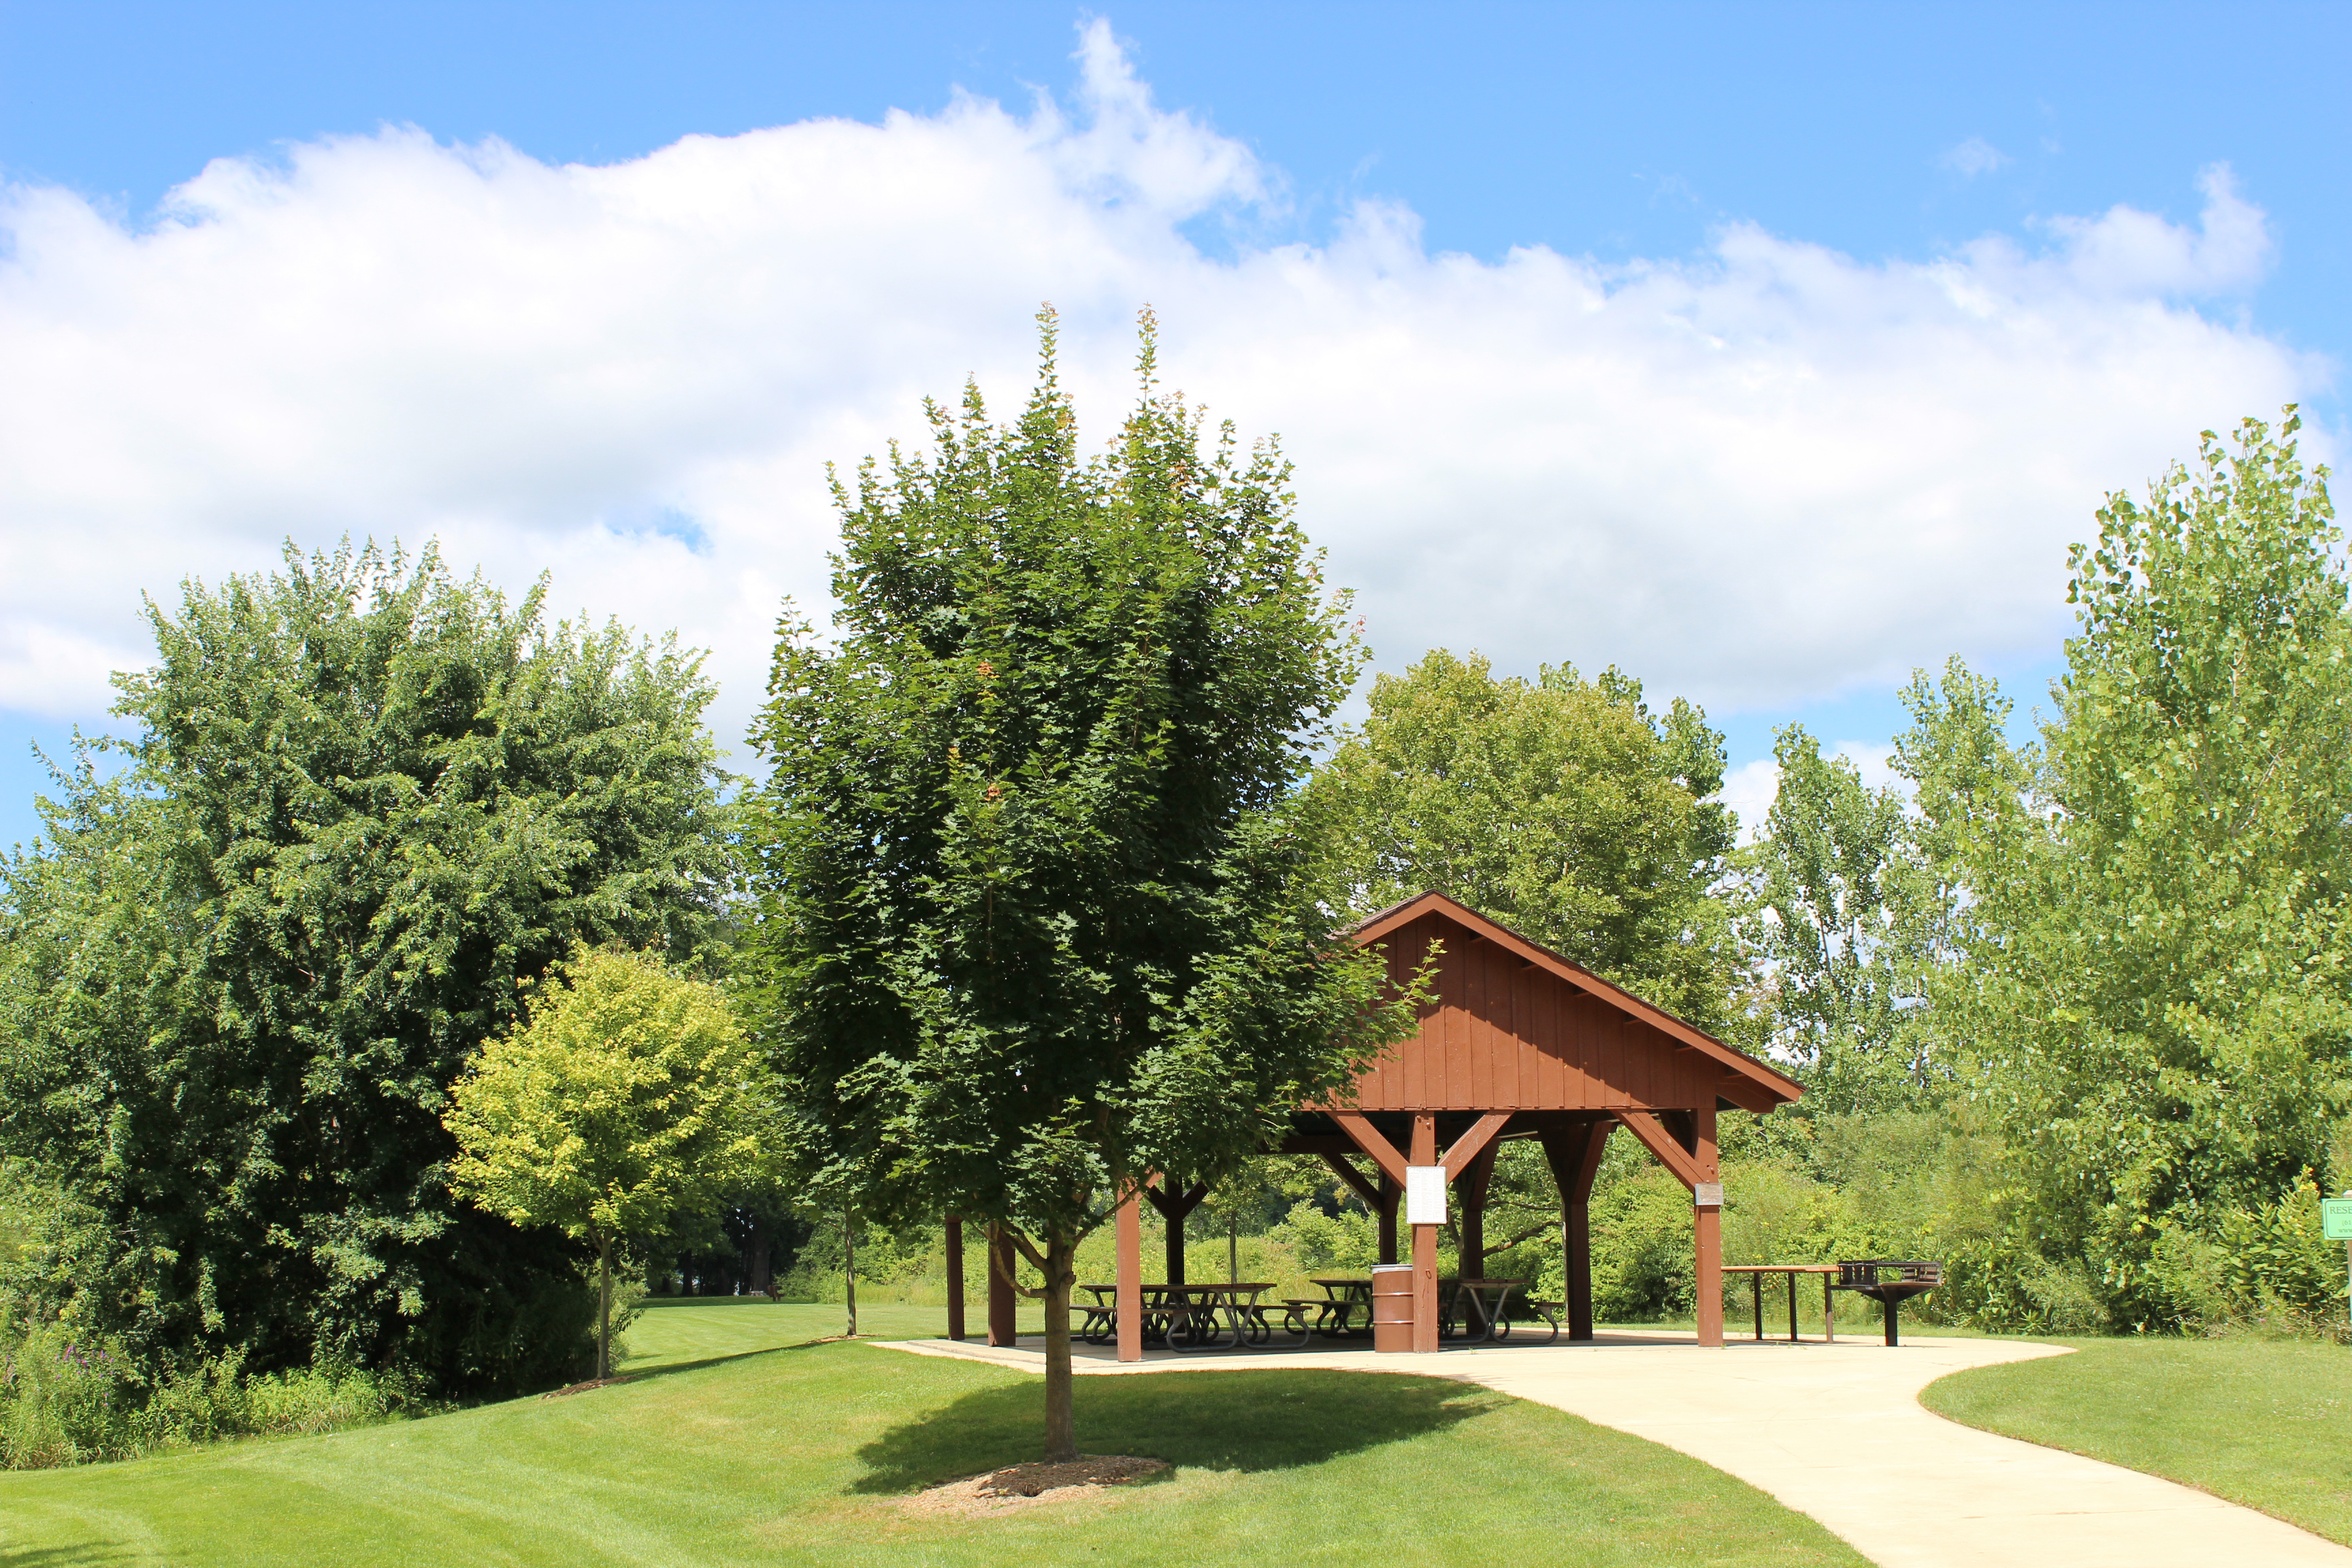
[1613,1110,1706,1191]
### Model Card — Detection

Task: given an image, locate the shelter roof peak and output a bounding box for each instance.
[1345,889,1803,1106]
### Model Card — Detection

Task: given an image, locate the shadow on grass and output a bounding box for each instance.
[0,1545,137,1567]
[852,1370,1497,1495]
[615,1328,870,1386]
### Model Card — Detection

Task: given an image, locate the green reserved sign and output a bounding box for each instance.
[2323,1198,2352,1242]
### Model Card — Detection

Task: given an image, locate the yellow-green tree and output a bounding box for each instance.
[444,947,773,1381]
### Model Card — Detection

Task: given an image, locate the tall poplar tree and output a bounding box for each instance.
[742,312,1414,1460]
[1950,411,2352,1326]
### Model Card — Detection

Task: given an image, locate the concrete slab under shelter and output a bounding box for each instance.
[878,1331,2352,1568]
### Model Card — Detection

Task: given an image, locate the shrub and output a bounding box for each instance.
[0,1320,419,1470]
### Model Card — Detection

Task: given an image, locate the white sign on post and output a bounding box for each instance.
[1693,1182,1724,1208]
[1405,1164,1448,1226]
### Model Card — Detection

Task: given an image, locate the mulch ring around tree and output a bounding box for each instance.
[900,1455,1171,1518]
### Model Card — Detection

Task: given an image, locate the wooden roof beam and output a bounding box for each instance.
[1330,1111,1408,1185]
[1440,1112,1514,1179]
[1717,1071,1780,1116]
[1613,1110,1704,1192]
[1319,1152,1386,1209]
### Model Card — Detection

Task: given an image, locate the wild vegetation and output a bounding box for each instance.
[0,545,735,1459]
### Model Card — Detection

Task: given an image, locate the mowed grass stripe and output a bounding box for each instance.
[1,1303,1867,1567]
[1922,1336,2352,1548]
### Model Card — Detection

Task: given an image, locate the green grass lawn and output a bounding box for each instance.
[0,1300,1869,1567]
[1922,1336,2352,1546]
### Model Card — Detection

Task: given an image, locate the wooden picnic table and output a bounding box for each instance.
[1722,1264,1842,1343]
[1443,1277,1555,1344]
[1077,1281,1309,1352]
[1298,1277,1374,1337]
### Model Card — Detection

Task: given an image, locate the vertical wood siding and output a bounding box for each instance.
[1353,913,1715,1111]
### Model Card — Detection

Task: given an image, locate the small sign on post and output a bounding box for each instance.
[1405,1164,1448,1226]
[2329,1195,2352,1343]
[1693,1182,1724,1208]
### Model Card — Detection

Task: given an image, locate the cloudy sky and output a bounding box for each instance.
[3,2,2345,845]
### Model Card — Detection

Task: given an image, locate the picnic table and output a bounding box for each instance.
[1441,1277,1556,1344]
[1722,1264,1843,1343]
[1290,1277,1374,1337]
[1076,1282,1310,1352]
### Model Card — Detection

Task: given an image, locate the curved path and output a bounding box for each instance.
[886,1330,2352,1568]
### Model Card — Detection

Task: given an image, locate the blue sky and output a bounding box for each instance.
[2,1,2345,844]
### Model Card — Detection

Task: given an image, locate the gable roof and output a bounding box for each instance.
[1348,890,1804,1109]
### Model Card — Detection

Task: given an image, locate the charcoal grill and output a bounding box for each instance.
[1832,1259,1942,1345]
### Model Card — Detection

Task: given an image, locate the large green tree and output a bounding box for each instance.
[0,544,733,1390]
[1305,648,1742,1032]
[741,314,1414,1460]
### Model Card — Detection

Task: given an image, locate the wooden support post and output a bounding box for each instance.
[945,1214,966,1342]
[1378,1174,1400,1265]
[1694,1100,1723,1348]
[1457,1143,1499,1281]
[1411,1113,1439,1353]
[1540,1120,1610,1341]
[1143,1181,1209,1287]
[1330,1113,1410,1271]
[987,1225,1017,1348]
[1114,1181,1143,1364]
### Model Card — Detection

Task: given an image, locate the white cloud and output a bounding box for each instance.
[0,20,2329,759]
[1721,757,1782,845]
[1942,137,2010,178]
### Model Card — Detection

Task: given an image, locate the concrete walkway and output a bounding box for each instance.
[882,1330,2352,1568]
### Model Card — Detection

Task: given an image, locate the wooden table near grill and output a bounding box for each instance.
[1722,1263,1843,1343]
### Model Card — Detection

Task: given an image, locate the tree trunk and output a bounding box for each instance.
[596,1232,613,1382]
[1041,1228,1079,1463]
[845,1208,859,1339]
[747,1226,774,1298]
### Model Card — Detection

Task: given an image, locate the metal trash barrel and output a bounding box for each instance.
[1371,1264,1415,1354]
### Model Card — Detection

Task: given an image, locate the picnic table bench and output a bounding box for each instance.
[1280,1277,1375,1338]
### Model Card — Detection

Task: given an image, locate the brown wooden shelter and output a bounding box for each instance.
[957,892,1803,1356]
[1273,891,1804,1352]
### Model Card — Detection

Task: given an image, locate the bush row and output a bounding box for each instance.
[0,1321,421,1470]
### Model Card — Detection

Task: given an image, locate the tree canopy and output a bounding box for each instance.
[0,543,733,1391]
[1938,412,2352,1326]
[1305,648,1741,1033]
[740,313,1414,1458]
